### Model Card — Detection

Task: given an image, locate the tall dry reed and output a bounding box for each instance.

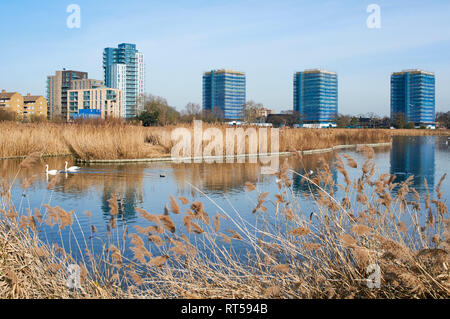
[1,121,395,161]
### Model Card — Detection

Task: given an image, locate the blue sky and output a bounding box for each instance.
[0,0,449,115]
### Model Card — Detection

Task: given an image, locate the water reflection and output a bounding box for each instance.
[3,138,448,263]
[390,136,435,190]
[171,162,262,196]
[291,152,338,195]
[1,139,444,227]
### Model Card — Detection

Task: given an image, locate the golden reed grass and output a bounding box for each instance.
[0,121,397,160]
[387,129,450,136]
[1,145,449,299]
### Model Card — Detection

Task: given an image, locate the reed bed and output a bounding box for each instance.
[0,122,69,159]
[0,150,448,299]
[386,129,450,136]
[0,121,393,161]
[0,218,130,298]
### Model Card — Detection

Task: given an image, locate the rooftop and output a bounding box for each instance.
[392,69,434,76]
[297,69,337,75]
[23,94,45,102]
[0,90,19,99]
[204,69,245,76]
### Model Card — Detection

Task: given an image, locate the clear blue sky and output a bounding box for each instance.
[0,0,449,115]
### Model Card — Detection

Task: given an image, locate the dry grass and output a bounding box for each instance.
[0,216,141,298]
[0,122,69,159]
[1,150,449,299]
[0,121,394,161]
[386,129,450,136]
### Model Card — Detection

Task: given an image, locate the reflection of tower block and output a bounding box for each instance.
[390,136,435,193]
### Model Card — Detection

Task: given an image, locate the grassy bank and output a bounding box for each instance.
[0,150,449,299]
[1,122,394,161]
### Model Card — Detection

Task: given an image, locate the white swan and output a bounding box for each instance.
[45,164,58,176]
[64,161,80,172]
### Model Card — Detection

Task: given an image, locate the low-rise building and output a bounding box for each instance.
[0,90,24,116]
[257,108,274,119]
[0,90,47,120]
[23,93,47,119]
[67,87,123,119]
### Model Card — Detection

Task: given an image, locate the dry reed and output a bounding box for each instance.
[0,121,397,161]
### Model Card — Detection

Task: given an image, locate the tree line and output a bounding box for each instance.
[2,93,449,129]
[136,95,270,126]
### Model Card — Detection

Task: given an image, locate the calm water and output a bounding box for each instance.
[1,135,449,262]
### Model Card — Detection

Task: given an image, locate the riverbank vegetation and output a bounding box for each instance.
[0,121,394,161]
[1,120,448,161]
[0,149,448,299]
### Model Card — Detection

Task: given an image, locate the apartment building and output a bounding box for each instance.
[0,90,47,120]
[23,94,47,119]
[391,69,435,126]
[293,69,338,124]
[202,69,246,120]
[103,43,145,118]
[0,90,23,116]
[46,69,88,120]
[67,87,123,119]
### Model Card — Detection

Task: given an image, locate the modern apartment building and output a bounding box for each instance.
[103,43,145,118]
[202,69,246,120]
[0,90,47,120]
[67,87,123,119]
[46,70,88,120]
[293,69,338,125]
[391,69,435,126]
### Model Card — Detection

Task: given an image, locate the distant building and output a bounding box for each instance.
[23,94,47,119]
[391,69,435,127]
[0,90,47,120]
[67,87,123,119]
[203,69,246,120]
[293,69,338,124]
[0,90,23,116]
[103,43,145,118]
[257,108,274,119]
[46,70,88,120]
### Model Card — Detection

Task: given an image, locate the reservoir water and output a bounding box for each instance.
[1,135,449,263]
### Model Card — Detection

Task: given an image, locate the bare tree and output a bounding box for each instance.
[242,100,264,123]
[184,102,202,116]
